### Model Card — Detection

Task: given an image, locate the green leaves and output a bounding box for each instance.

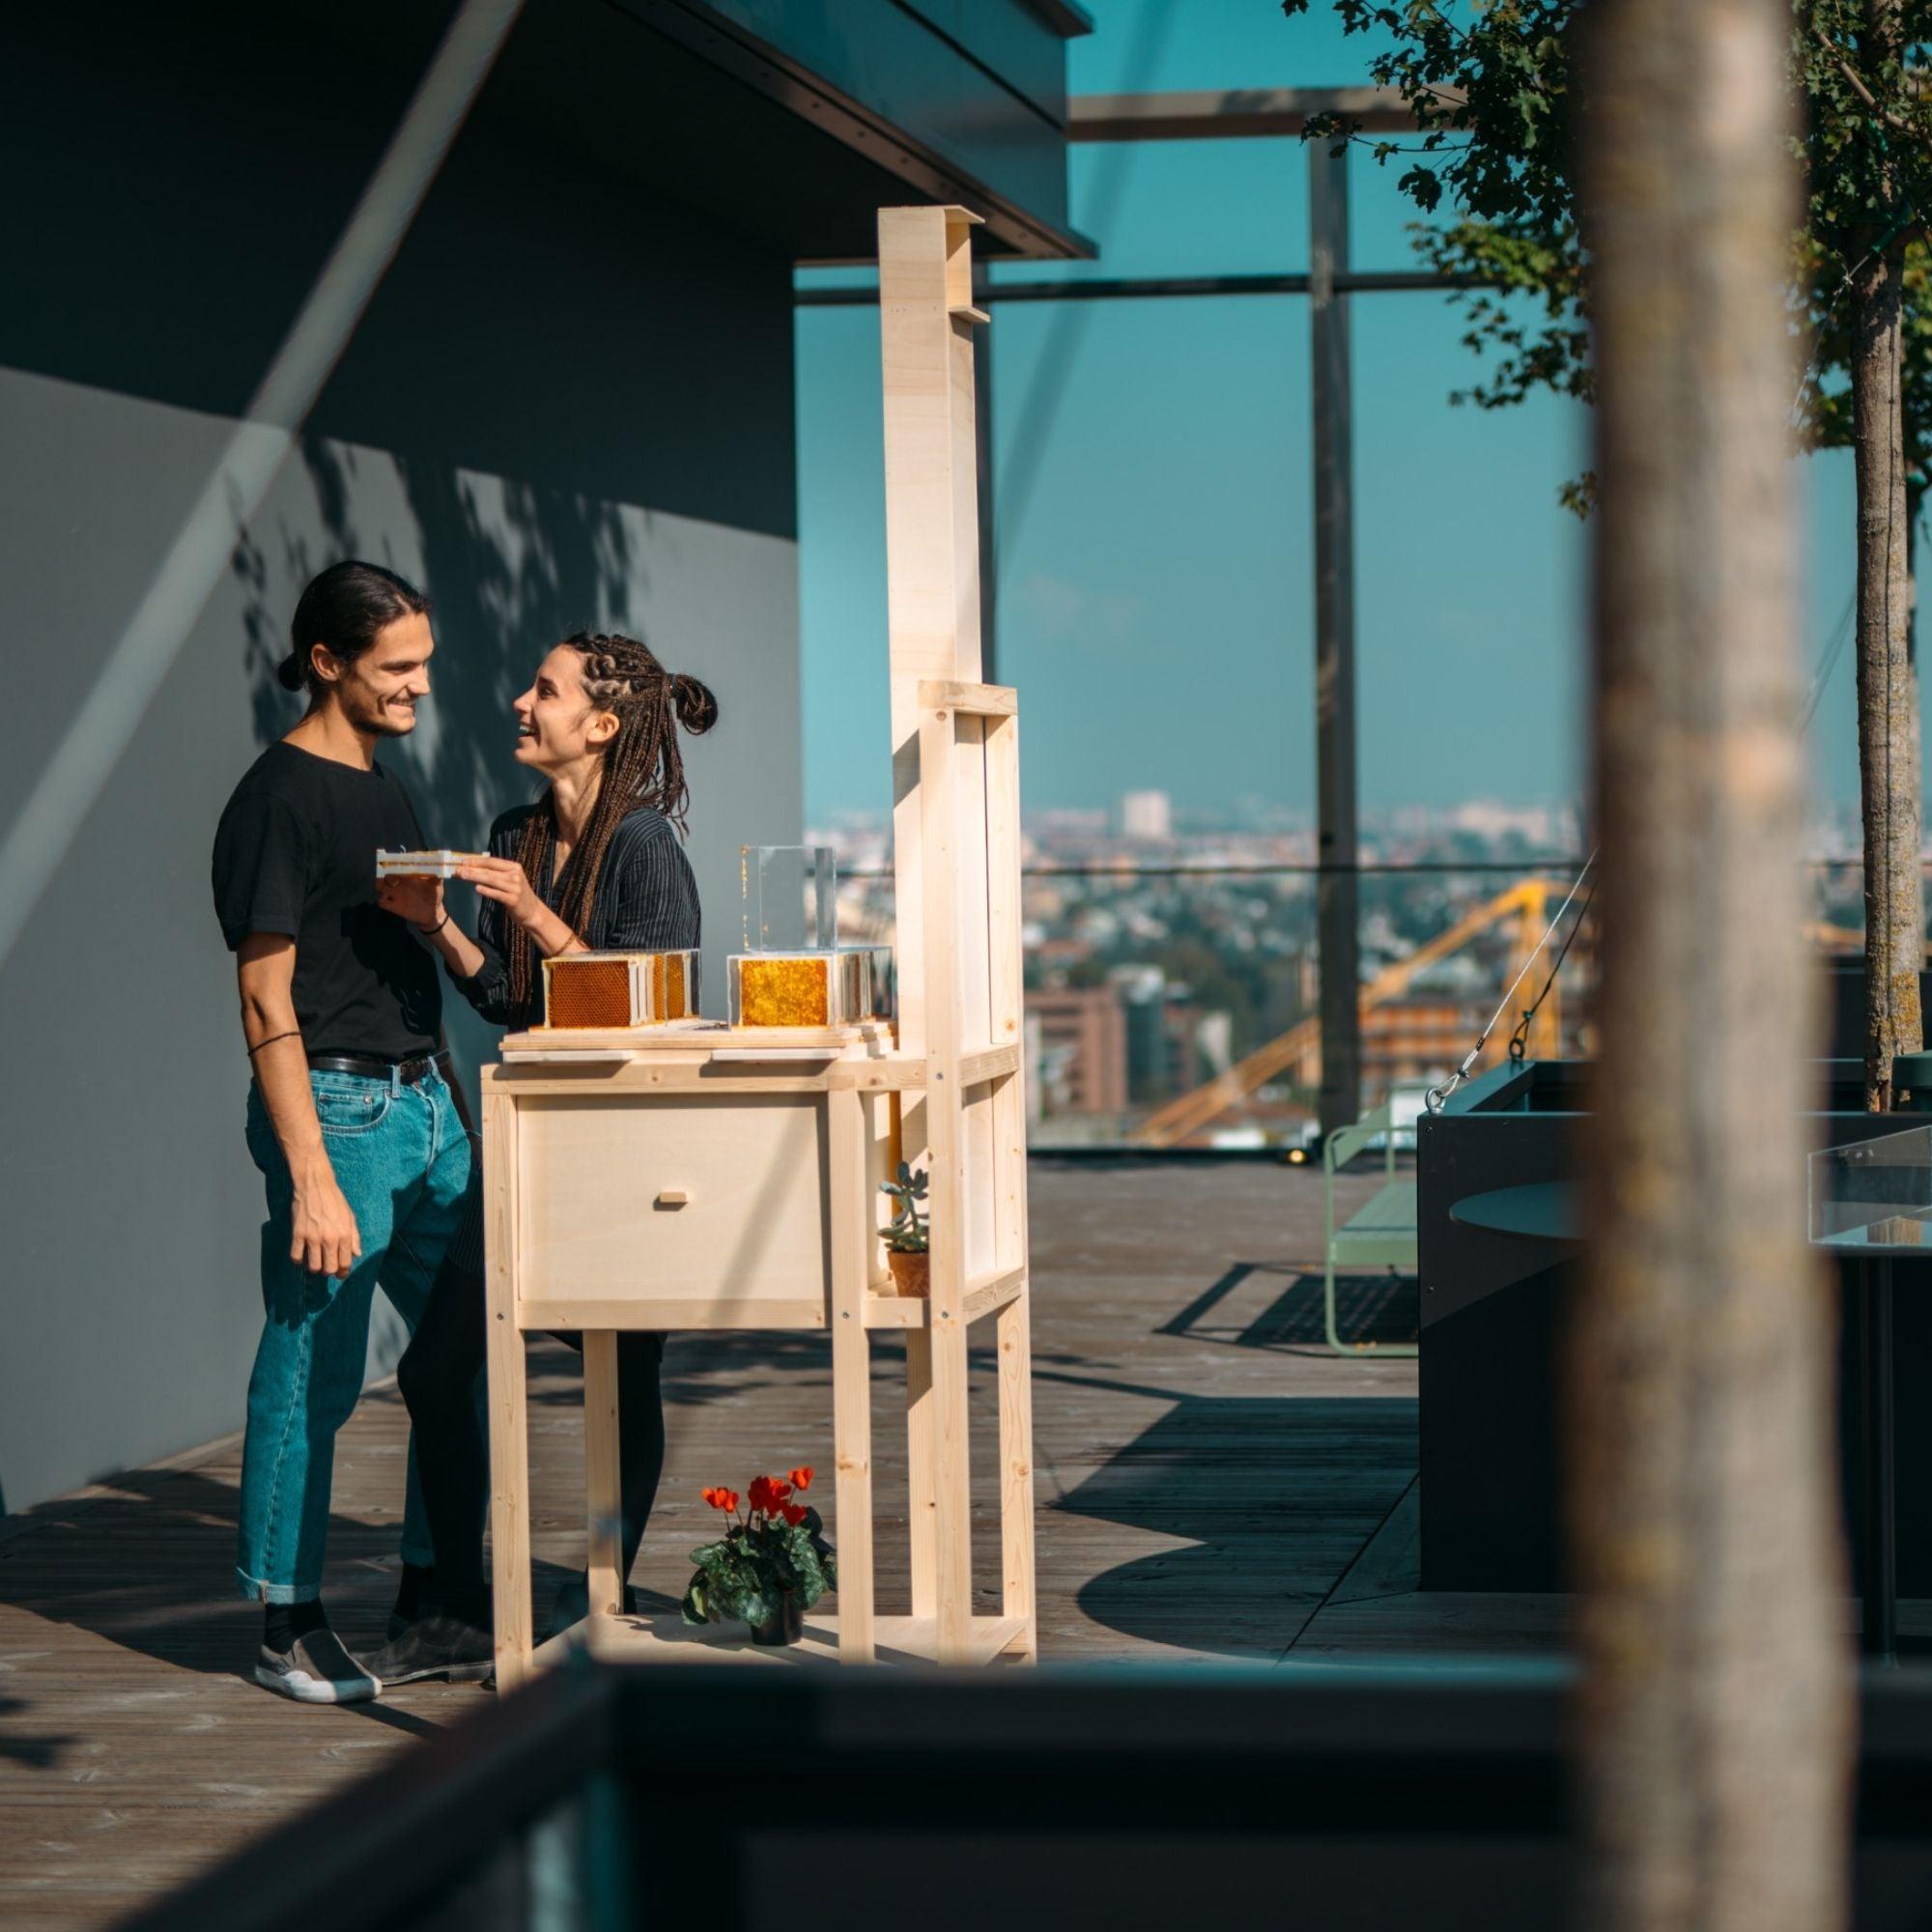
[682,1501,839,1628]
[881,1160,930,1254]
[1287,0,1932,505]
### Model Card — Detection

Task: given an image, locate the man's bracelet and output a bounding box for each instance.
[246,1030,300,1059]
[423,912,451,936]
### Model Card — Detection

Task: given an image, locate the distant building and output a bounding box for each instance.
[1028,987,1129,1116]
[1118,789,1173,841]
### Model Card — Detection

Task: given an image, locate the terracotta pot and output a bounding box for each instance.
[750,1592,805,1647]
[887,1249,930,1297]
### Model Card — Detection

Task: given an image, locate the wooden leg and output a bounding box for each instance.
[930,1308,974,1663]
[482,1094,531,1692]
[582,1329,622,1621]
[828,1091,875,1662]
[904,1331,936,1620]
[997,1292,1037,1662]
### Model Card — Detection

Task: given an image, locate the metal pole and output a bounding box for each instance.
[1310,140,1362,1139]
[974,258,998,684]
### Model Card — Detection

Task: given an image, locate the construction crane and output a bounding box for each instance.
[1132,878,1567,1151]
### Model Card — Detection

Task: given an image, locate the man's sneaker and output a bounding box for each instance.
[362,1611,494,1687]
[254,1629,382,1704]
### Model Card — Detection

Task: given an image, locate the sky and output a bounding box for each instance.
[794,0,1872,827]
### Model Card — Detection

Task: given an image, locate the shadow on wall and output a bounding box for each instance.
[235,434,642,848]
[232,438,648,1363]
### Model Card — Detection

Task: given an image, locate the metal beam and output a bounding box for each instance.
[1068,86,1462,140]
[1310,140,1363,1139]
[795,268,1471,306]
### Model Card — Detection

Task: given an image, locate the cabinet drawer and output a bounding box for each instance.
[512,1094,828,1325]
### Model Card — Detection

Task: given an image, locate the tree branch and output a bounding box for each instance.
[1812,23,1919,135]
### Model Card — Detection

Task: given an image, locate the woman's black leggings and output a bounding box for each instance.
[397,1238,667,1619]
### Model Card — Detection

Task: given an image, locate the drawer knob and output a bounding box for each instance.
[656,1188,690,1208]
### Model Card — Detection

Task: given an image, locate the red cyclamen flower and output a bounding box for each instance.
[787,1467,813,1492]
[781,1502,809,1527]
[748,1475,792,1516]
[701,1486,739,1512]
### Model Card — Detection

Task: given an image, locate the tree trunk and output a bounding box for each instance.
[1576,0,1853,1920]
[1851,0,1925,1109]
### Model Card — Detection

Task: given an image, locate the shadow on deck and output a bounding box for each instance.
[0,1159,1443,1927]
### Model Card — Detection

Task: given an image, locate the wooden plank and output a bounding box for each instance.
[964,1265,1026,1324]
[860,1268,1024,1330]
[905,1329,937,1620]
[915,678,1017,716]
[526,1610,1025,1669]
[582,1331,622,1618]
[497,1021,894,1056]
[516,1298,828,1332]
[919,700,976,1665]
[826,1090,877,1662]
[960,1043,1020,1086]
[983,707,1036,1656]
[998,1291,1037,1660]
[865,1293,930,1328]
[483,1092,533,1693]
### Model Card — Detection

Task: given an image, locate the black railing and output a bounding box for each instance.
[122,1660,1932,1932]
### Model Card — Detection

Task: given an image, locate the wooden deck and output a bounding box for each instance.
[0,1158,1446,1928]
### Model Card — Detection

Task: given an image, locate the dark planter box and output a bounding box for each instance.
[1418,1058,1932,1593]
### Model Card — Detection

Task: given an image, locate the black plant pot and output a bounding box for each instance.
[749,1593,805,1647]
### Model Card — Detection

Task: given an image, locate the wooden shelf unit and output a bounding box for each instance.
[483,204,1035,1687]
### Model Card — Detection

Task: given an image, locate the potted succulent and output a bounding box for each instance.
[880,1161,929,1295]
[681,1467,836,1647]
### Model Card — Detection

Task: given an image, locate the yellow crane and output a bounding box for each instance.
[1131,878,1565,1151]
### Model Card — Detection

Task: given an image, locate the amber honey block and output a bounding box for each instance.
[728,952,834,1028]
[546,956,633,1029]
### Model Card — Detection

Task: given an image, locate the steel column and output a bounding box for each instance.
[1310,140,1362,1139]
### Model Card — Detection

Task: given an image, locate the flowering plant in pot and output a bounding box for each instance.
[681,1467,836,1646]
[880,1162,929,1295]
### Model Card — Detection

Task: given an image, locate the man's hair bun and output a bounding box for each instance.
[275,652,306,694]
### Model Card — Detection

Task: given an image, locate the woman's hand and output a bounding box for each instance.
[458,856,547,931]
[377,875,445,932]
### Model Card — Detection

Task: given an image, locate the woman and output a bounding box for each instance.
[368,630,717,1683]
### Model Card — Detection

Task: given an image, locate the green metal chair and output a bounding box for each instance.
[1321,1099,1419,1358]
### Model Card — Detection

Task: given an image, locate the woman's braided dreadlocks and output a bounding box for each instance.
[506,631,719,1010]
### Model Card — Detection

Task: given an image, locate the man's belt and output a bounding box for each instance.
[306,1048,448,1086]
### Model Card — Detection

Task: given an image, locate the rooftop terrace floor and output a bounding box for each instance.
[0,1157,1489,1928]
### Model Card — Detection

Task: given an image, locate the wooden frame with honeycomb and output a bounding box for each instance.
[540,950,697,1030]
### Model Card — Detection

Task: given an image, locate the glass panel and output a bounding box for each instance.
[744,844,838,952]
[1808,1126,1932,1250]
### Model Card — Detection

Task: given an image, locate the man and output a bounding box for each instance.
[212,559,481,1701]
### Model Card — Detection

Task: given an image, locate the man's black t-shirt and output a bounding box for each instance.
[212,742,441,1061]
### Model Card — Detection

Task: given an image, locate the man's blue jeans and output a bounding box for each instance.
[237,1065,478,1603]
